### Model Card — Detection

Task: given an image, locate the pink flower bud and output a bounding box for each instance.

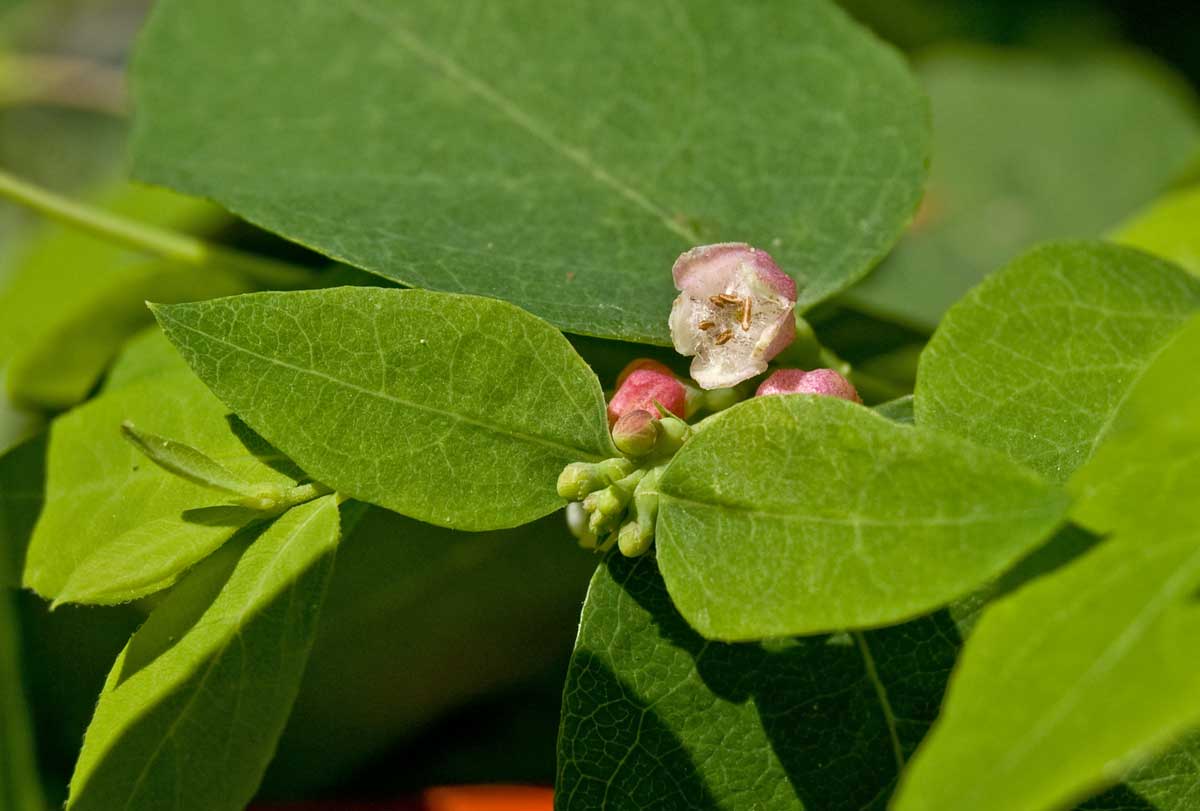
[615,358,675,388]
[755,368,861,403]
[607,365,686,427]
[611,409,659,457]
[668,243,798,390]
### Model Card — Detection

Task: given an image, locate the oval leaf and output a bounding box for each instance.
[895,314,1200,811]
[656,395,1068,640]
[131,0,929,343]
[916,240,1200,483]
[153,287,614,530]
[66,495,340,811]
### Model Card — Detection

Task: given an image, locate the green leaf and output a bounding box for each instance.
[102,327,192,392]
[1,589,46,811]
[131,0,929,344]
[0,434,44,589]
[1083,733,1200,810]
[66,495,340,811]
[846,49,1199,330]
[874,393,915,423]
[154,287,615,530]
[0,182,247,409]
[22,368,301,606]
[265,506,598,792]
[655,395,1068,640]
[556,552,961,810]
[915,240,1200,483]
[894,314,1200,811]
[1113,184,1200,276]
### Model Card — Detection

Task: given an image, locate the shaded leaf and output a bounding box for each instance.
[915,240,1200,482]
[265,506,597,792]
[656,395,1067,640]
[154,287,614,530]
[847,49,1199,330]
[132,0,929,343]
[895,314,1200,811]
[1,589,45,811]
[556,552,960,810]
[0,434,44,589]
[66,495,340,811]
[23,369,300,605]
[873,393,914,423]
[0,182,246,409]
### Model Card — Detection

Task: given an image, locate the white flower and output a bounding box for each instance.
[668,243,797,389]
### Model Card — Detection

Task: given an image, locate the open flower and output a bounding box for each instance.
[755,368,861,403]
[668,243,797,389]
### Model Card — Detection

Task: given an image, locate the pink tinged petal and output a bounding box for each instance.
[607,367,686,427]
[668,243,799,390]
[755,368,862,403]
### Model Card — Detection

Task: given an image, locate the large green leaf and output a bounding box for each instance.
[894,314,1200,811]
[0,182,246,409]
[655,395,1068,640]
[66,494,340,811]
[22,368,302,605]
[264,506,597,792]
[154,287,614,530]
[1113,185,1200,276]
[556,552,961,810]
[846,50,1199,330]
[915,240,1200,483]
[131,0,929,344]
[1,589,45,811]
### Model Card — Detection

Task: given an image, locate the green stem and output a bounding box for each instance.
[283,481,336,508]
[0,167,312,288]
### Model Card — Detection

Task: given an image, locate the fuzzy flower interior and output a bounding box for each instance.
[668,243,797,389]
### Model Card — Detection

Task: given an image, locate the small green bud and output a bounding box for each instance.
[612,409,659,457]
[652,414,692,459]
[556,457,633,500]
[703,386,744,412]
[582,468,646,536]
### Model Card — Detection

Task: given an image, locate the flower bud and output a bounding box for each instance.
[582,469,646,536]
[556,457,633,500]
[668,243,797,390]
[615,358,676,388]
[611,409,659,457]
[755,368,861,403]
[607,366,686,427]
[565,501,599,549]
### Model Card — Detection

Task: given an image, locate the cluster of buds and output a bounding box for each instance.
[559,364,697,557]
[559,243,863,556]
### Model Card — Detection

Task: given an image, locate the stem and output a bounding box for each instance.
[283,481,336,508]
[0,53,128,116]
[0,167,313,288]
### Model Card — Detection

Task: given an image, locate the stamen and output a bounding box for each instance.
[716,293,742,305]
[709,295,727,307]
[740,300,752,331]
[714,329,733,345]
[698,320,715,330]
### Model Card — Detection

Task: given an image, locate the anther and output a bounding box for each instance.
[714,329,734,345]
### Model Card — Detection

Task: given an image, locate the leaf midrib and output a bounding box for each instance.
[342,0,699,246]
[157,308,607,463]
[659,493,1052,529]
